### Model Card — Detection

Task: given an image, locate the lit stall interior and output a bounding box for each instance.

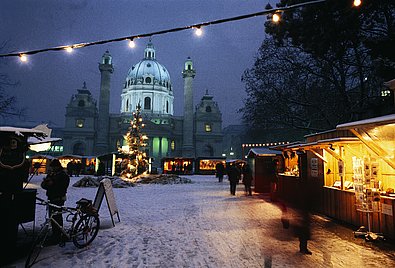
[332,119,395,196]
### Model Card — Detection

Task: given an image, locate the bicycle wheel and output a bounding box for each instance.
[72,214,100,248]
[25,224,49,268]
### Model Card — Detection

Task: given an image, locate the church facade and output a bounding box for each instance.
[62,42,223,168]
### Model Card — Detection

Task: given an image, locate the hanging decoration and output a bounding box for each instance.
[0,0,332,61]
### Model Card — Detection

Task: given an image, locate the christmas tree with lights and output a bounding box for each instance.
[119,103,148,178]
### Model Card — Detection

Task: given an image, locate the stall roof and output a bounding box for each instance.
[337,114,395,130]
[0,126,46,137]
[247,148,282,157]
[58,154,96,159]
[28,136,62,145]
[284,137,360,150]
[30,154,56,160]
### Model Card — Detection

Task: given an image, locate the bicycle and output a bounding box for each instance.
[25,197,100,268]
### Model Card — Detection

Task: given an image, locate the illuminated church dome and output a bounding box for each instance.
[121,41,174,115]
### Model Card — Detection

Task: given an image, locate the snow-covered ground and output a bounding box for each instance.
[9,174,395,267]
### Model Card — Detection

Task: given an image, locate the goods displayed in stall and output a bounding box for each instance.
[352,156,381,212]
[352,156,384,240]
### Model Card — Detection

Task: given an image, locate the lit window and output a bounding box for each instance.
[76,119,84,128]
[171,140,175,151]
[381,89,391,97]
[205,124,212,132]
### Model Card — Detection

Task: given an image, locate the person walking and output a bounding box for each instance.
[41,159,70,244]
[294,176,312,255]
[215,162,225,182]
[66,160,74,177]
[242,163,253,196]
[228,163,240,195]
[270,159,280,202]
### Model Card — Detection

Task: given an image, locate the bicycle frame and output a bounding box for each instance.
[26,196,100,267]
[37,197,82,243]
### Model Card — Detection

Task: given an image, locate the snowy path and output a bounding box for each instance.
[10,175,395,267]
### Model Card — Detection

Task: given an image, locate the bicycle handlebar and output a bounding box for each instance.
[35,196,77,213]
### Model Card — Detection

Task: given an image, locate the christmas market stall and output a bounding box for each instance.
[274,114,395,240]
[29,154,56,174]
[270,142,309,204]
[195,157,226,175]
[58,154,96,176]
[247,148,282,193]
[0,126,46,262]
[335,114,395,239]
[162,157,194,174]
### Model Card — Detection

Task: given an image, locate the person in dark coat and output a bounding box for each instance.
[242,163,253,196]
[215,162,225,182]
[228,163,240,195]
[41,159,70,244]
[66,160,74,177]
[294,177,312,255]
[270,159,280,202]
[74,161,82,176]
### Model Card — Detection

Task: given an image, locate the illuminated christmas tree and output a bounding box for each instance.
[119,103,148,178]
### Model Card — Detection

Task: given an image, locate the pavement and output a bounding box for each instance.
[3,175,395,267]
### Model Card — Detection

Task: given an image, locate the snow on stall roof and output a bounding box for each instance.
[248,148,282,157]
[0,126,45,136]
[28,136,62,145]
[337,114,395,130]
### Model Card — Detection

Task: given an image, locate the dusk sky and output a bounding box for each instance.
[1,0,271,128]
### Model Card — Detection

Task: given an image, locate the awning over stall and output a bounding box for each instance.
[337,114,395,170]
[273,136,359,163]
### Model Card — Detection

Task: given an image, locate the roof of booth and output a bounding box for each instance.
[0,126,45,136]
[337,114,395,130]
[247,148,282,157]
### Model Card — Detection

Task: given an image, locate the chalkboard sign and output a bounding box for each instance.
[93,178,120,226]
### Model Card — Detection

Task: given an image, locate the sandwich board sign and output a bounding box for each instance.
[93,178,120,227]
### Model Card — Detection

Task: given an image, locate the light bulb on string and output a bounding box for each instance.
[19,54,28,62]
[194,26,203,37]
[65,46,73,53]
[128,38,136,48]
[353,0,361,7]
[272,13,281,23]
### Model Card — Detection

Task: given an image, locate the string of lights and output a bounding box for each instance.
[1,0,361,62]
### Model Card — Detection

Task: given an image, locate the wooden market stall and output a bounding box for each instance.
[195,157,226,175]
[276,114,395,240]
[336,114,395,239]
[162,157,194,174]
[29,154,56,174]
[58,154,96,175]
[247,148,282,193]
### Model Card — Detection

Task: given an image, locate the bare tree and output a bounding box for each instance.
[0,41,23,120]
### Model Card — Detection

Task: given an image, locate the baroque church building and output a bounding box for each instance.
[63,42,223,167]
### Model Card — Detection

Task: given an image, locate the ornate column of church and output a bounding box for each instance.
[96,51,114,155]
[182,57,196,158]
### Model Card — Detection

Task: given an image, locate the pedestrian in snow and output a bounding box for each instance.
[67,160,74,177]
[215,162,225,182]
[294,176,312,255]
[74,161,82,176]
[41,159,70,244]
[270,159,280,202]
[242,163,253,196]
[228,163,240,195]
